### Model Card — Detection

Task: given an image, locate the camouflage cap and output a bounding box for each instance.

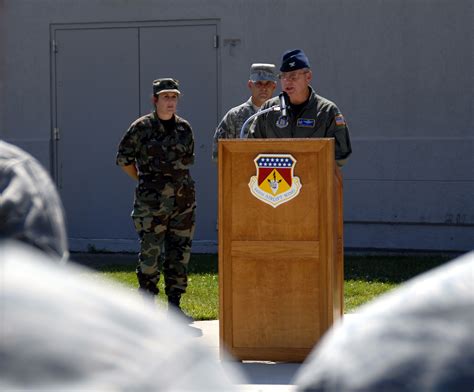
[153,78,180,96]
[249,63,277,82]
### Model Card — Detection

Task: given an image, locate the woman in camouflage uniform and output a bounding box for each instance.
[116,78,196,322]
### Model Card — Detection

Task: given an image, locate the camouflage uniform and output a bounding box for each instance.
[116,111,196,297]
[212,98,258,161]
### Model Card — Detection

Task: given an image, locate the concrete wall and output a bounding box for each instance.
[1,0,473,252]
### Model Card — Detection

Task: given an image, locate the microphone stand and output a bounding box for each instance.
[239,106,281,139]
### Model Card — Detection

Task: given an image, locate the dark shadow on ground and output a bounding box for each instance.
[70,253,218,274]
[238,362,300,385]
[70,252,136,270]
[71,252,453,283]
[345,255,452,283]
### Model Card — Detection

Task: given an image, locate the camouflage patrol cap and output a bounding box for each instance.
[249,63,277,82]
[153,78,180,96]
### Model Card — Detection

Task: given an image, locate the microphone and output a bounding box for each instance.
[276,92,289,128]
[279,92,288,119]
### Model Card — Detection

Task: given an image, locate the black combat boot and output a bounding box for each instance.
[168,295,193,324]
[136,268,159,298]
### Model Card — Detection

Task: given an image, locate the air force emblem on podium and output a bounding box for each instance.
[248,154,302,208]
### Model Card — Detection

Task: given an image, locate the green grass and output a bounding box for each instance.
[87,253,453,319]
[343,255,451,311]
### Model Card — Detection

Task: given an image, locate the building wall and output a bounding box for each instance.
[1,0,473,252]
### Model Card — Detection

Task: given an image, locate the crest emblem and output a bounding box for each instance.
[248,154,302,208]
[276,117,288,128]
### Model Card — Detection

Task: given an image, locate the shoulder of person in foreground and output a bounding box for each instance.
[0,239,246,391]
[0,140,68,261]
[295,251,474,392]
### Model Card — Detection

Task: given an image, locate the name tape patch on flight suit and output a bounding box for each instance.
[297,118,315,128]
[335,114,346,126]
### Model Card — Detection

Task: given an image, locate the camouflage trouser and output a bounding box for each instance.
[132,180,196,297]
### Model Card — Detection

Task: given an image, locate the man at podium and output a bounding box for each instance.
[248,49,352,167]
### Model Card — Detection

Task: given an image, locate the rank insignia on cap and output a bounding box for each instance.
[335,114,346,126]
[248,154,302,208]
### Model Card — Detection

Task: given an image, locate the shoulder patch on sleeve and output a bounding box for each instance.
[335,114,346,126]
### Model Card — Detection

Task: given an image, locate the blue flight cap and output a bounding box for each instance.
[279,49,311,72]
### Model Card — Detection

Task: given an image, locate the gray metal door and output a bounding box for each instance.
[54,27,140,243]
[139,24,218,247]
[53,23,218,250]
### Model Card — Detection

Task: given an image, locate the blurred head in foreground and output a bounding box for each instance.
[0,140,68,261]
[0,240,245,390]
[296,251,474,391]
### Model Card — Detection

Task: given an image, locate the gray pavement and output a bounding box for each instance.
[192,316,355,391]
[192,320,300,391]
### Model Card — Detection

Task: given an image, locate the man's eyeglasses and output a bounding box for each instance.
[278,70,309,82]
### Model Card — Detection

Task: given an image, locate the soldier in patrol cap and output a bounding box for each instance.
[116,78,196,323]
[249,49,352,167]
[212,63,277,160]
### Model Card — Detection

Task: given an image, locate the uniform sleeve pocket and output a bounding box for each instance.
[334,128,351,160]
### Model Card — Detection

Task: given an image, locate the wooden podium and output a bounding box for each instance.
[218,138,344,362]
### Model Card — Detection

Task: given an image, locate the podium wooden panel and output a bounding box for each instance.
[218,138,343,362]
